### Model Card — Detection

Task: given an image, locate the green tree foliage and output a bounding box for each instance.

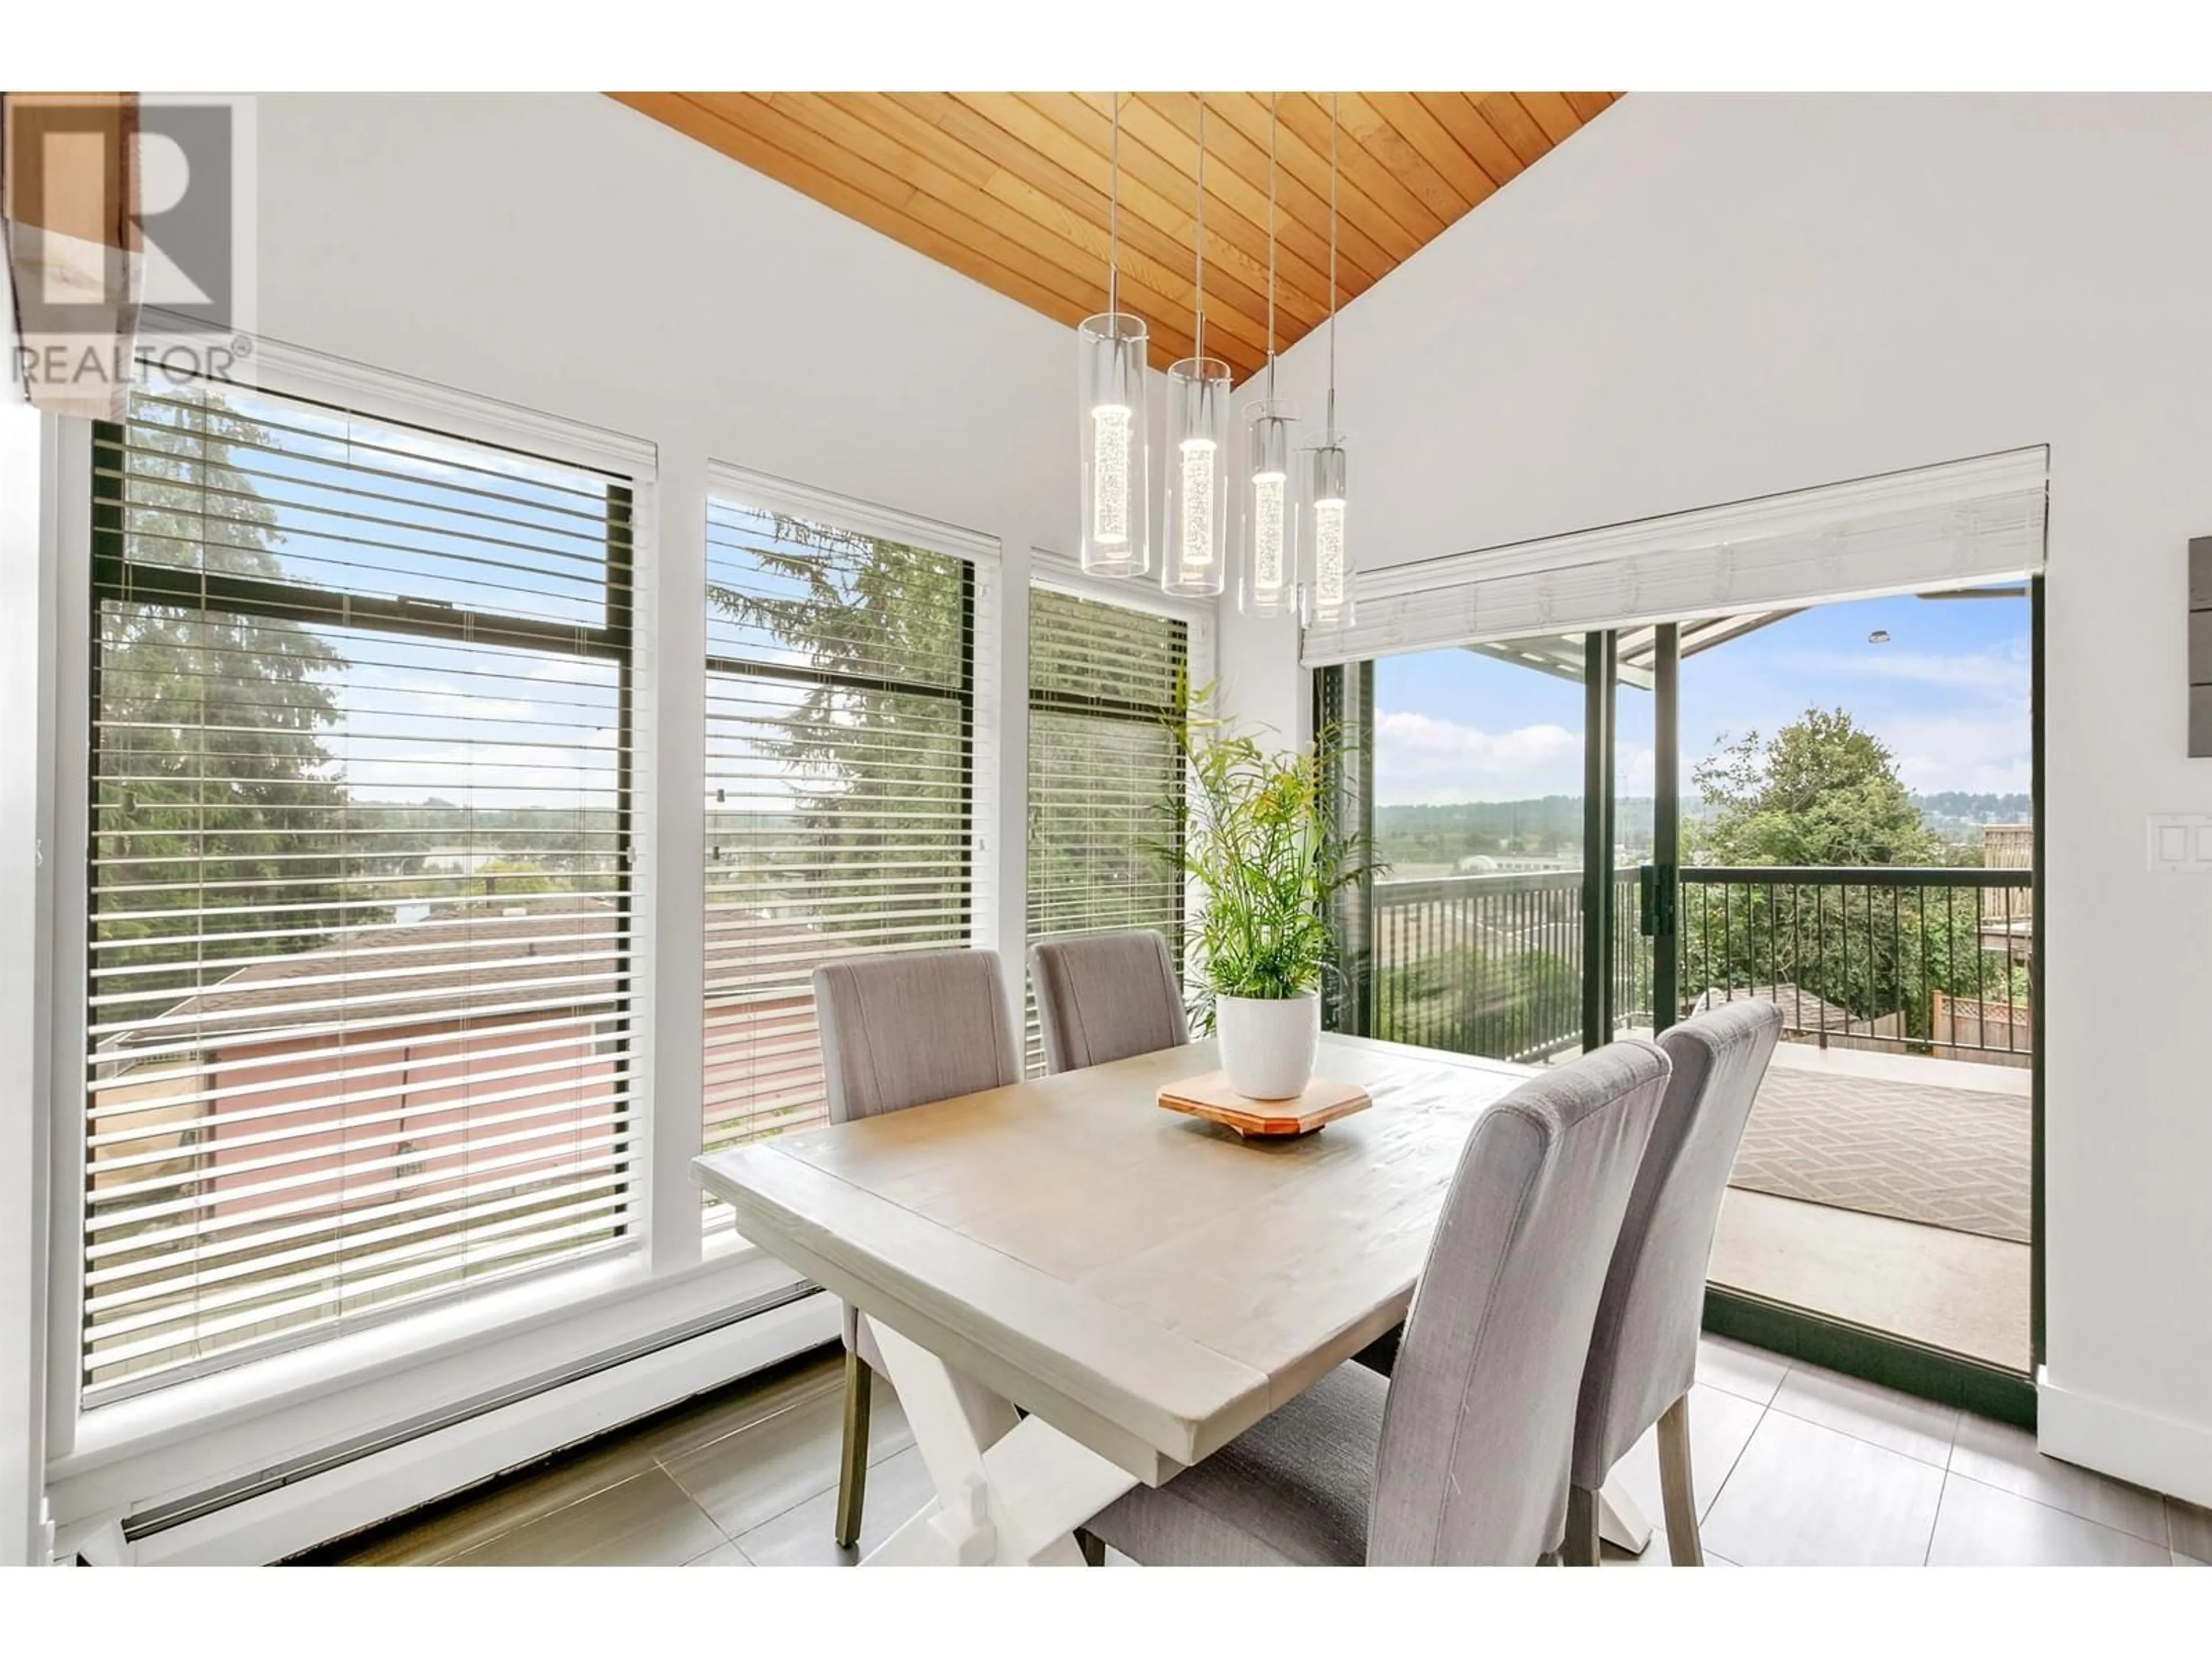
[1692,708,1942,867]
[94,395,349,1017]
[1680,709,2024,1039]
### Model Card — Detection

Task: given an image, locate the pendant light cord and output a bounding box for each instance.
[1327,90,1339,438]
[1193,93,1206,365]
[1108,93,1120,320]
[1265,93,1278,399]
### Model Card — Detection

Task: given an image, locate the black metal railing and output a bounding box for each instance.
[1680,865,2033,1061]
[1369,868,1647,1063]
[1366,862,2034,1066]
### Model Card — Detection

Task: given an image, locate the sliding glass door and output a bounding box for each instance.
[1358,635,1593,1065]
[1325,581,2041,1414]
[1342,631,1660,1065]
[1675,585,2041,1403]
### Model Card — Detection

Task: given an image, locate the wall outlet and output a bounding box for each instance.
[2146,814,2212,872]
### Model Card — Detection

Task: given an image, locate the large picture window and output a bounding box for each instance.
[702,491,980,1169]
[85,384,637,1399]
[1024,584,1188,1073]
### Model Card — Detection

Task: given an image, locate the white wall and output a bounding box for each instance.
[1224,92,2212,1501]
[257,93,1081,547]
[22,91,1088,1559]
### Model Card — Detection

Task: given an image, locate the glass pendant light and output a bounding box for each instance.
[1162,93,1230,599]
[1240,93,1297,617]
[1304,92,1354,629]
[1078,93,1150,578]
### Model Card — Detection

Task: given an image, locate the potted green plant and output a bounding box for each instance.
[1164,695,1377,1100]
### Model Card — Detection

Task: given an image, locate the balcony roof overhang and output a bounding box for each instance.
[1462,582,2032,688]
[1462,609,1802,690]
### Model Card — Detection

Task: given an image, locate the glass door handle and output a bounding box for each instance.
[1638,863,1676,938]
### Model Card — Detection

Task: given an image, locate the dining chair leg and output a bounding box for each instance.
[835,1351,873,1548]
[1563,1483,1601,1566]
[1075,1528,1106,1566]
[1656,1392,1703,1566]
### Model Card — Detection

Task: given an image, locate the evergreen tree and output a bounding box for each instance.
[707,515,969,952]
[95,393,348,1019]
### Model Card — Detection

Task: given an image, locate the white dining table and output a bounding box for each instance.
[691,1031,1652,1566]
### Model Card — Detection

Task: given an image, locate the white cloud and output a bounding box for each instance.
[1618,743,1657,798]
[1793,641,2030,699]
[1881,714,2033,796]
[1374,710,1589,804]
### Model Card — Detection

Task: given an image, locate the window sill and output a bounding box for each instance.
[48,1238,808,1524]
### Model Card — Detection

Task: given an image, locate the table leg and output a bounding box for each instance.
[859,1317,1139,1566]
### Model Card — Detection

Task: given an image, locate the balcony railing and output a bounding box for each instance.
[1368,868,1648,1063]
[1366,862,2034,1066]
[1681,865,2033,1063]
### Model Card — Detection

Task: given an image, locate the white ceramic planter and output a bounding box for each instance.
[1214,991,1321,1100]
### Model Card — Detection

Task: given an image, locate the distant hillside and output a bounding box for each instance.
[1376,789,2028,871]
[1376,797,1656,871]
[1379,797,1650,839]
[1910,791,2032,839]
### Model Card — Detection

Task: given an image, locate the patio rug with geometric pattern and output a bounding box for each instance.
[1727,1066,2032,1244]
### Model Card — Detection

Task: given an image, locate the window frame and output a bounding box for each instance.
[1022,576,1196,1073]
[80,387,645,1403]
[701,536,977,949]
[1022,547,1215,1032]
[33,351,1038,1545]
[43,340,707,1472]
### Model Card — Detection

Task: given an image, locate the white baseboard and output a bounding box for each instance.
[118,1291,837,1566]
[2037,1372,2212,1510]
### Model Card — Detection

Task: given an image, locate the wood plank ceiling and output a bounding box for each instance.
[609,92,1620,383]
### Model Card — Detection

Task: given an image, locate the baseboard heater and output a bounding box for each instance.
[119,1282,827,1544]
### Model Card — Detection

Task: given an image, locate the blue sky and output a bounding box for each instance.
[1374,590,2033,805]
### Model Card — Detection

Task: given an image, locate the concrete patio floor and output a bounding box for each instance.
[1710,1187,2031,1369]
[1712,1042,2032,1370]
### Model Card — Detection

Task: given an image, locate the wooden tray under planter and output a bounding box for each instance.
[1156,1071,1373,1138]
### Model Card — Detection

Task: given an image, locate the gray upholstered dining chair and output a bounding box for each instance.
[1078,1039,1672,1566]
[1564,999,1782,1566]
[1028,928,1190,1074]
[812,948,1022,1549]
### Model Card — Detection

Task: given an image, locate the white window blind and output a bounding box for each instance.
[1301,447,2050,667]
[86,383,638,1400]
[703,482,991,1169]
[1024,584,1189,1074]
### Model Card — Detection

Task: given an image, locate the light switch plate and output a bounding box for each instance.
[2147,813,2212,872]
[2195,538,2212,756]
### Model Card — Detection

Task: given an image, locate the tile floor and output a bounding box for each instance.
[304,1338,2210,1567]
